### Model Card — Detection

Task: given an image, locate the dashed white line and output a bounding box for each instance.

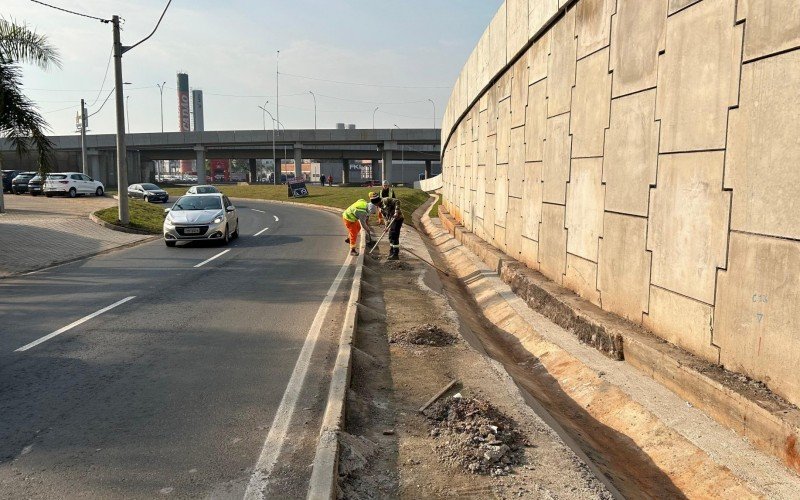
[251,208,266,213]
[273,215,279,222]
[254,227,269,236]
[15,296,136,352]
[194,249,230,268]
[244,253,353,499]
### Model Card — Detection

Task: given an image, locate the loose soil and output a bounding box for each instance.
[338,227,611,499]
[391,323,455,347]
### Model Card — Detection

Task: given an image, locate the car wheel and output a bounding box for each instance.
[68,187,77,198]
[144,195,149,203]
[31,192,38,197]
[165,240,176,247]
[231,219,239,239]
[95,187,104,196]
[221,224,230,246]
[45,193,53,198]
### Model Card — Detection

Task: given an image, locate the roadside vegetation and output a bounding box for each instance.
[94,200,165,234]
[95,185,434,234]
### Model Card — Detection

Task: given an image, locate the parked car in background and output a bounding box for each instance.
[44,172,104,198]
[162,193,239,247]
[186,185,219,194]
[128,183,169,203]
[27,174,43,196]
[2,170,19,193]
[11,172,37,194]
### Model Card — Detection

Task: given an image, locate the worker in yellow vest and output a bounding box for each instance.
[342,193,382,256]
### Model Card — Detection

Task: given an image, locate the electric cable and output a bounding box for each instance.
[29,0,110,23]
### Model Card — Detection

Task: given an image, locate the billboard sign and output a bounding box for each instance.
[177,73,190,132]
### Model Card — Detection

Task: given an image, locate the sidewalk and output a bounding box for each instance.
[0,196,151,277]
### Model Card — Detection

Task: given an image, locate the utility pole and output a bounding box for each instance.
[80,98,88,175]
[112,15,130,225]
[427,98,436,129]
[276,50,280,133]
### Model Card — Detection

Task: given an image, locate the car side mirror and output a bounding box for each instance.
[163,208,171,217]
[226,206,235,212]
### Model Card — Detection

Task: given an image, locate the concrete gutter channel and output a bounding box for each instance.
[420,201,800,494]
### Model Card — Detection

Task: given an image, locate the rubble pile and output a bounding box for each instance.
[425,396,527,476]
[391,323,456,347]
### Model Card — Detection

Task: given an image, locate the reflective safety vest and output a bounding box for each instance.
[343,199,369,222]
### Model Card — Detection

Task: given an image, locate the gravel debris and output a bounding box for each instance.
[390,323,456,347]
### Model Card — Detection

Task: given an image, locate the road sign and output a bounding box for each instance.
[288,179,308,198]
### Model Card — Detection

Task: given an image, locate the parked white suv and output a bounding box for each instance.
[44,172,105,198]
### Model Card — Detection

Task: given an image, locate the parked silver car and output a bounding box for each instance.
[163,194,239,247]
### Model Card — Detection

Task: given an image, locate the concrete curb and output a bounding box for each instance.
[307,235,366,500]
[424,206,800,475]
[89,212,156,235]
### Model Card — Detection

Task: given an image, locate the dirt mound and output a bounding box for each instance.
[426,396,527,476]
[391,323,456,346]
[384,260,412,271]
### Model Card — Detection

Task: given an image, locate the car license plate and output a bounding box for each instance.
[184,228,200,234]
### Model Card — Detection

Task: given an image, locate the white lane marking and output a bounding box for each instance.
[194,249,230,268]
[254,227,269,236]
[244,254,352,499]
[15,296,136,352]
[251,208,266,213]
[273,215,279,222]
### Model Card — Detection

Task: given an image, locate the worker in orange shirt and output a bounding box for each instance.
[342,192,382,256]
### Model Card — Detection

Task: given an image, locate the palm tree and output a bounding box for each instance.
[0,17,61,212]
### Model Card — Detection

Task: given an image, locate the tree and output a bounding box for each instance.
[0,17,61,212]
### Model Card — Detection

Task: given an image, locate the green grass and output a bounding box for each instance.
[94,200,166,234]
[429,196,442,217]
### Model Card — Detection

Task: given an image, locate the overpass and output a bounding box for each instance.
[0,128,441,186]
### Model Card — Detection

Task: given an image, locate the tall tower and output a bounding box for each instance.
[176,72,191,173]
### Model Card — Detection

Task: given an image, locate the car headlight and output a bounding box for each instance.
[213,212,224,224]
[164,216,175,228]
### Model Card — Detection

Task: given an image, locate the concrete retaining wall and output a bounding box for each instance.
[440,0,800,406]
[414,174,444,192]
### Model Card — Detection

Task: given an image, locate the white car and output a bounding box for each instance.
[44,172,105,198]
[163,193,239,247]
[186,185,220,195]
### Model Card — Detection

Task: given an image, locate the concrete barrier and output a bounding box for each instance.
[413,174,443,192]
[439,0,800,409]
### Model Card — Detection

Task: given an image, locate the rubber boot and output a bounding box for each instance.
[388,247,399,260]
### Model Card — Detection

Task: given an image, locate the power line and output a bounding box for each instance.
[42,103,80,114]
[29,0,110,23]
[88,48,113,107]
[279,71,450,89]
[87,88,115,118]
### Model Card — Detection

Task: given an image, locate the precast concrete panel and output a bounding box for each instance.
[647,152,730,304]
[490,3,509,71]
[715,232,800,404]
[546,7,577,117]
[511,58,529,129]
[528,32,551,84]
[539,203,568,284]
[725,50,800,240]
[644,286,719,363]
[668,0,702,14]
[486,135,498,193]
[508,127,526,199]
[575,0,615,59]
[597,212,651,323]
[522,161,543,240]
[476,163,486,220]
[542,113,572,204]
[570,48,611,158]
[506,197,524,259]
[478,110,488,166]
[525,81,548,162]
[520,237,540,270]
[565,157,604,262]
[529,0,559,39]
[484,192,496,239]
[564,254,601,306]
[738,0,800,61]
[603,90,659,217]
[656,0,742,152]
[494,223,508,252]
[497,98,512,164]
[487,85,499,138]
[495,163,509,228]
[507,0,530,60]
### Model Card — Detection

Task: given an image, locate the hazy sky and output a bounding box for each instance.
[6,1,502,135]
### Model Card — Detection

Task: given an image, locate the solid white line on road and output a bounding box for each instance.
[244,253,353,500]
[15,296,136,352]
[254,227,269,236]
[251,208,266,213]
[194,249,230,268]
[273,215,279,222]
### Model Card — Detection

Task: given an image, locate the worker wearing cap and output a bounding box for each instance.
[381,195,404,260]
[342,193,382,256]
[377,180,396,224]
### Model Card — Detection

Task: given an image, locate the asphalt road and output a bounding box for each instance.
[0,199,353,499]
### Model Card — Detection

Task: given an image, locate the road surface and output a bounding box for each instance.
[0,199,353,499]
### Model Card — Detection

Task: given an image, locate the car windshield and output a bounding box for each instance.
[172,196,222,211]
[141,183,160,190]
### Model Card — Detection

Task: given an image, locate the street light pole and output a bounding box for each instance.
[261,107,277,185]
[309,91,317,130]
[373,106,379,130]
[259,100,269,130]
[126,95,131,133]
[276,50,280,131]
[427,98,436,129]
[157,81,166,132]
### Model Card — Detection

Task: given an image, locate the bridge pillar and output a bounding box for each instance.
[371,159,379,182]
[342,159,350,185]
[194,145,205,184]
[248,158,257,183]
[425,160,432,179]
[88,149,101,182]
[382,148,393,184]
[294,143,303,180]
